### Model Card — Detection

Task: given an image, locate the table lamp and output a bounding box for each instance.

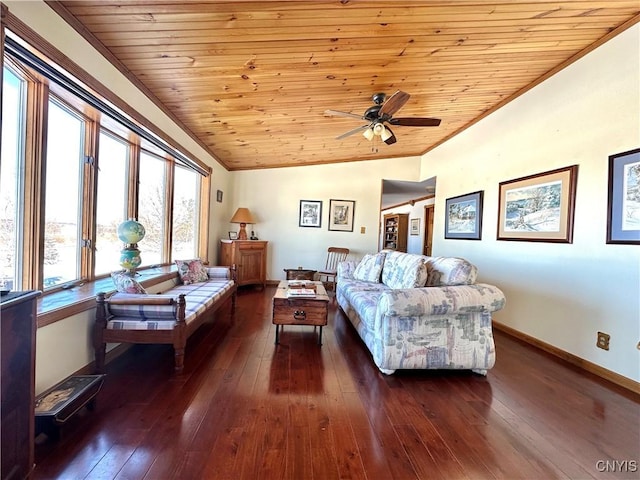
[230,208,255,240]
[117,218,145,275]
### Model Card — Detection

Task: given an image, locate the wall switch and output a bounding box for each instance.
[360,226,366,234]
[596,331,610,351]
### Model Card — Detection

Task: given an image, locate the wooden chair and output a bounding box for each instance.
[317,247,349,293]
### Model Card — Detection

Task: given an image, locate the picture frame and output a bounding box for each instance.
[328,199,355,232]
[607,148,640,244]
[410,218,420,235]
[445,190,484,240]
[299,200,322,228]
[497,165,578,243]
[216,190,223,203]
[228,231,238,240]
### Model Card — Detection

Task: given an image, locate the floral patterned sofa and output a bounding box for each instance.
[336,250,505,375]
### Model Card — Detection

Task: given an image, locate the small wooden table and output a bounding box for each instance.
[272,280,329,345]
[283,268,316,280]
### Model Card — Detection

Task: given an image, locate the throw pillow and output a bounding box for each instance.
[175,259,209,284]
[111,272,147,294]
[381,253,428,289]
[353,252,386,283]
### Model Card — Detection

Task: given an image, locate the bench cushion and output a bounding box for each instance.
[106,280,234,330]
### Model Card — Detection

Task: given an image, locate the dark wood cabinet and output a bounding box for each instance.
[220,240,268,288]
[1,291,40,480]
[382,213,409,252]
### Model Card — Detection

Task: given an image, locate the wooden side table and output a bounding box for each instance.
[283,268,316,281]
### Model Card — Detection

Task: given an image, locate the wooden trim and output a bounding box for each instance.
[198,174,211,261]
[493,321,640,397]
[41,1,219,173]
[384,194,435,212]
[5,8,214,175]
[164,158,174,263]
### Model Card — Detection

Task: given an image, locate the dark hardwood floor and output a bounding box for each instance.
[33,286,639,480]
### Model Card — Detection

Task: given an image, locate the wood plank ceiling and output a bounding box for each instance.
[49,1,640,171]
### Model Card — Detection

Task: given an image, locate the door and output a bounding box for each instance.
[423,205,434,256]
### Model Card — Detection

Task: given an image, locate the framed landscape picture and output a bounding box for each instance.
[299,200,322,228]
[497,165,578,243]
[445,191,483,240]
[328,199,355,232]
[607,148,640,244]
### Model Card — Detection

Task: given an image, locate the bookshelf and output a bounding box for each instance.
[382,213,409,252]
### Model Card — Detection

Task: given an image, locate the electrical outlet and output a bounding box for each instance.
[360,226,366,234]
[596,332,610,351]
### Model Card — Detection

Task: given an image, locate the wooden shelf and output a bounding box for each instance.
[382,213,408,252]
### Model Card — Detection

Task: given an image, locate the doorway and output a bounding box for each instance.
[423,204,434,256]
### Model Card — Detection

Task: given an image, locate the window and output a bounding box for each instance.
[172,165,199,260]
[0,66,26,291]
[138,151,167,266]
[43,99,86,288]
[95,130,128,275]
[1,30,209,311]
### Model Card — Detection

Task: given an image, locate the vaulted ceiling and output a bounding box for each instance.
[49,1,640,171]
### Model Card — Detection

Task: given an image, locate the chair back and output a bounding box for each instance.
[324,247,349,273]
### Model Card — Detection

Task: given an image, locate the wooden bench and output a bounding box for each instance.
[94,266,236,373]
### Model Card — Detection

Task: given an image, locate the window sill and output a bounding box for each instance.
[37,266,179,328]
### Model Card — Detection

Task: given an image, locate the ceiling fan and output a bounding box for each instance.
[325,91,441,147]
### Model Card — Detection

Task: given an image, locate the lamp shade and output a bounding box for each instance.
[230,208,256,225]
[117,219,145,244]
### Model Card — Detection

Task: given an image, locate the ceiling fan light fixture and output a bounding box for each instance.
[382,126,396,145]
[362,127,374,141]
[373,123,385,136]
[380,126,393,142]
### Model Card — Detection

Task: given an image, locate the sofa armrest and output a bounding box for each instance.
[337,261,358,280]
[377,283,506,317]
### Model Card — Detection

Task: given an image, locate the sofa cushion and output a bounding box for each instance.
[425,257,478,286]
[353,252,386,283]
[111,272,147,294]
[175,259,209,284]
[381,251,428,289]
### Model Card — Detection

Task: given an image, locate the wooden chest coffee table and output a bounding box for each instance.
[272,280,329,345]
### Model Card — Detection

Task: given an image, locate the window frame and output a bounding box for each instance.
[0,23,211,323]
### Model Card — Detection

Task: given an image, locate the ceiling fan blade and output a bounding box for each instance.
[389,117,441,127]
[336,124,370,140]
[379,90,410,117]
[324,109,366,120]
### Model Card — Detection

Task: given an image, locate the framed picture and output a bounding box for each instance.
[607,148,640,244]
[228,231,238,240]
[299,200,322,228]
[497,165,578,242]
[445,191,484,240]
[216,190,223,203]
[410,218,420,235]
[328,199,355,232]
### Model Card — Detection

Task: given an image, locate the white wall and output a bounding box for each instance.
[227,157,422,278]
[421,26,640,383]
